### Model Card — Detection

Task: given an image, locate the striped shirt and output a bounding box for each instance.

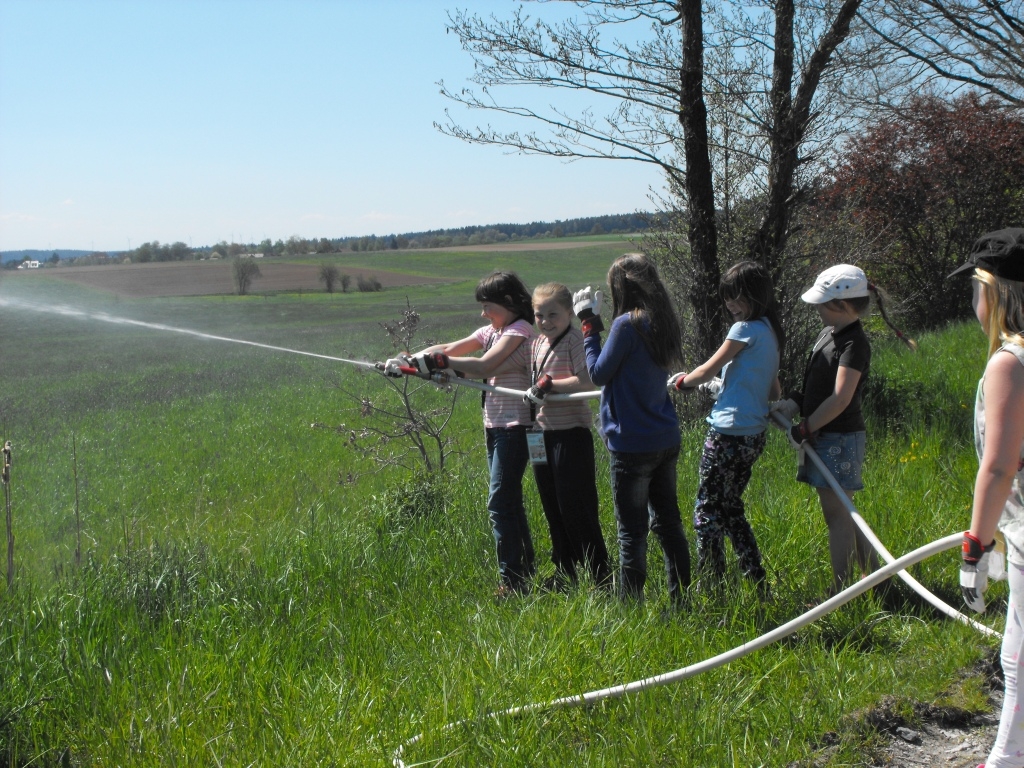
[530,327,596,431]
[473,319,533,428]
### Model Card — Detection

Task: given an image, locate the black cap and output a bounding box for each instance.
[948,227,1024,281]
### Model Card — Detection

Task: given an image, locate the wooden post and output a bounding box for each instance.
[3,441,13,588]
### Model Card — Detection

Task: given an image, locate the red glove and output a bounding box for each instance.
[789,421,817,444]
[408,351,449,378]
[524,374,554,405]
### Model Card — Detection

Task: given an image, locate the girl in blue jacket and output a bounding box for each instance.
[574,253,691,605]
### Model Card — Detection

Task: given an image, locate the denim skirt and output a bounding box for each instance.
[796,431,866,492]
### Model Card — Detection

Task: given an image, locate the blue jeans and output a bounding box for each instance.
[486,426,535,589]
[609,446,691,603]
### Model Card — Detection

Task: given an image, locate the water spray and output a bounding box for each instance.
[0,297,385,370]
[1,296,603,400]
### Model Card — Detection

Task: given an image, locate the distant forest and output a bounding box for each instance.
[1,212,649,267]
[1,249,91,265]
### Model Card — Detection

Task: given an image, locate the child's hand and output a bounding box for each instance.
[789,421,817,446]
[961,532,996,613]
[408,351,449,378]
[769,398,800,426]
[573,286,605,337]
[667,372,688,392]
[572,286,603,320]
[523,374,553,406]
[383,354,413,377]
[698,377,723,400]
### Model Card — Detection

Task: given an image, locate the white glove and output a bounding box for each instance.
[961,532,996,613]
[769,398,800,429]
[383,354,412,377]
[698,376,723,400]
[666,372,687,393]
[572,286,603,320]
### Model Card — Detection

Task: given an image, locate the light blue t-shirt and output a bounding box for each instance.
[708,318,779,435]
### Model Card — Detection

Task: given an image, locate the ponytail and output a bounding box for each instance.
[866,282,917,351]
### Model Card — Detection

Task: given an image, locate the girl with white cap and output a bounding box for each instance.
[771,264,914,596]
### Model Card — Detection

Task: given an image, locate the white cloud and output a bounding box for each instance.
[0,212,42,223]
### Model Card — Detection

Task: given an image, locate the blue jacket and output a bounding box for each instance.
[584,314,680,453]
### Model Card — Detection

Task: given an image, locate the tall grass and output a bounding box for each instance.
[0,264,1000,766]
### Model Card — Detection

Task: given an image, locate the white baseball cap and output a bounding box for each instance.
[801,264,869,304]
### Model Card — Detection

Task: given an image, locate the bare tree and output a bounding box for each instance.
[861,0,1024,108]
[232,257,262,296]
[441,0,866,362]
[323,304,461,475]
[318,263,341,293]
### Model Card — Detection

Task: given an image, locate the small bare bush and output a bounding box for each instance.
[356,275,382,292]
[323,301,459,475]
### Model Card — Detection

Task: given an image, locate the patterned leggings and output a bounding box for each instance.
[987,560,1024,767]
[692,428,767,583]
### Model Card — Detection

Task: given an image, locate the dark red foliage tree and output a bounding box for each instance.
[820,92,1024,327]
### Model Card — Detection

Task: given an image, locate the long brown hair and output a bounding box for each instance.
[607,253,683,369]
[719,260,786,358]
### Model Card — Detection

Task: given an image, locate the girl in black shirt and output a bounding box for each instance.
[772,264,914,595]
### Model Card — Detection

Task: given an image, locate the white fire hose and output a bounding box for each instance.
[391,385,998,767]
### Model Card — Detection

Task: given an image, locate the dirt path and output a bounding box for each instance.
[795,654,1004,767]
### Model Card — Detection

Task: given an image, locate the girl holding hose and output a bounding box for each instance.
[950,227,1024,768]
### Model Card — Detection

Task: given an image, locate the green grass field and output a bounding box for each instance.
[0,247,1000,766]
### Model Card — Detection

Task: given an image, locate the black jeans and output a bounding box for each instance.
[609,446,691,602]
[532,428,611,587]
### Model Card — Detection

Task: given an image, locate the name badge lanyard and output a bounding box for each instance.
[480,333,495,408]
[530,327,571,422]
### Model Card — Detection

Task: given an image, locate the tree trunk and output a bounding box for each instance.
[678,0,723,362]
[749,0,862,275]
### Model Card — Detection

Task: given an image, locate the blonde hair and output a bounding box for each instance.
[975,268,1024,357]
[533,282,573,312]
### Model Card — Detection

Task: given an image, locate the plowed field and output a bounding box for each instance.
[42,260,447,298]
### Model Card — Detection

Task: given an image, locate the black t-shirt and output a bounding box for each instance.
[794,320,871,433]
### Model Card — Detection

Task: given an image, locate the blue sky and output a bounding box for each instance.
[0,0,662,252]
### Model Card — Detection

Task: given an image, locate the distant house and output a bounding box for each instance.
[17,260,41,269]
